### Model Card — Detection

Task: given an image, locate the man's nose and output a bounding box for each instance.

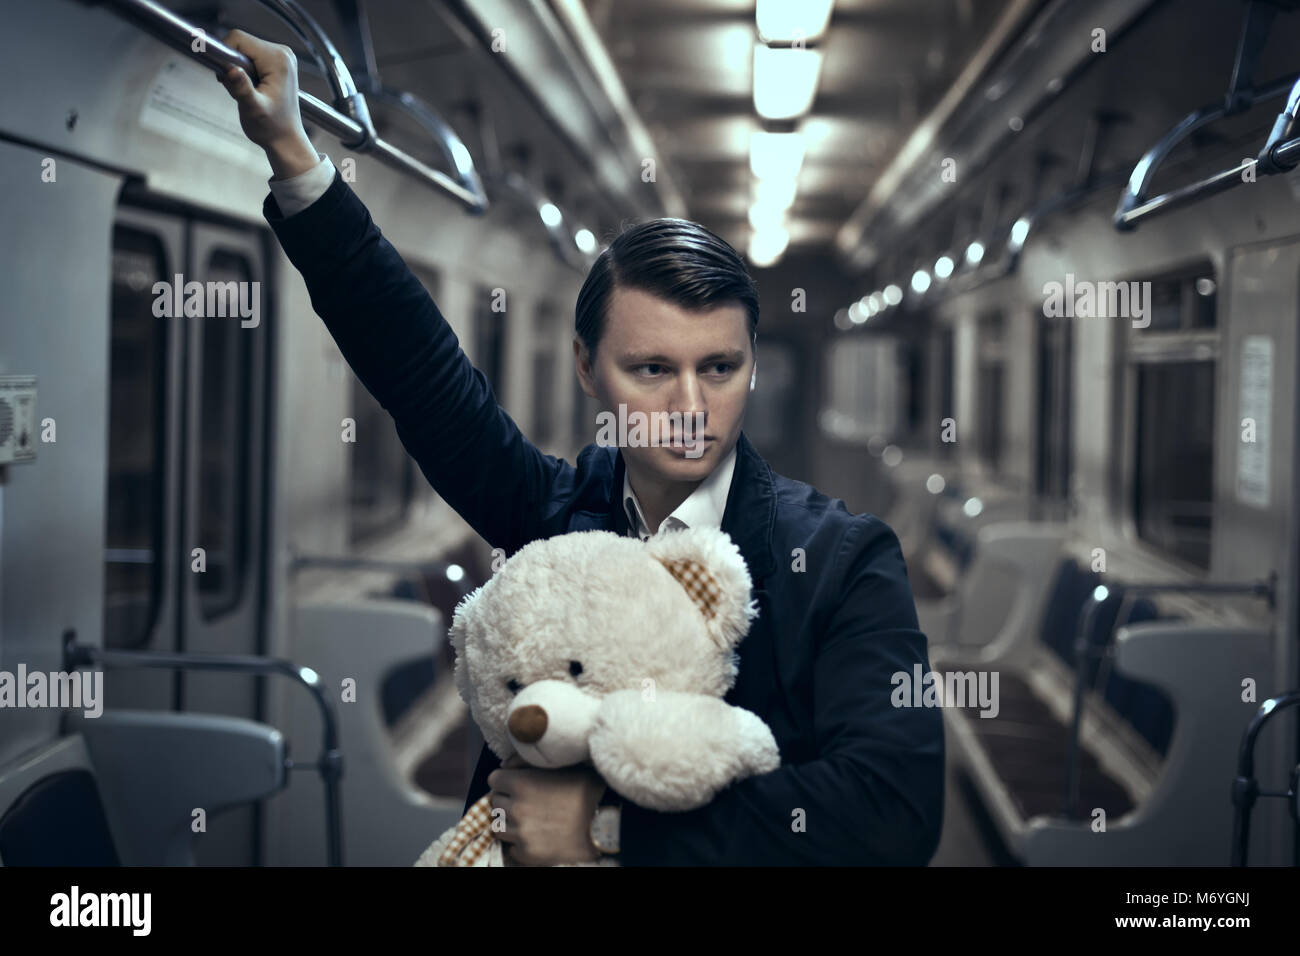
[670,371,707,428]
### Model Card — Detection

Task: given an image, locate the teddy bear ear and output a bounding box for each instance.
[645,527,757,650]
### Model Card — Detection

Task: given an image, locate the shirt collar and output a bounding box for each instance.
[622,444,738,541]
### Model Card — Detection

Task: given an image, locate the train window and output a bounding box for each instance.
[475,285,507,400]
[1122,259,1218,568]
[1036,316,1073,500]
[348,371,416,544]
[348,265,441,544]
[937,327,955,459]
[1136,262,1216,332]
[531,302,559,445]
[104,226,169,649]
[975,313,1005,472]
[195,249,254,618]
[818,336,901,440]
[1133,361,1215,568]
[743,341,797,451]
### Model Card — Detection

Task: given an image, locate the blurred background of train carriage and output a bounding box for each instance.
[0,0,1298,866]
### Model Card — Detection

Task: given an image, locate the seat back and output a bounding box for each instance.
[66,711,287,866]
[273,599,463,866]
[1035,561,1173,757]
[0,736,119,866]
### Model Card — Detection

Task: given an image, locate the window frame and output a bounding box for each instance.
[1112,258,1221,573]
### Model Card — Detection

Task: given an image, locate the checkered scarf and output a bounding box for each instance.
[437,794,499,866]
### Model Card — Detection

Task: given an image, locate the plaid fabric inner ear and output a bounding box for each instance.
[438,794,497,866]
[660,557,723,621]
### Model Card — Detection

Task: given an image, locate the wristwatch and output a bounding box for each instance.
[590,792,621,855]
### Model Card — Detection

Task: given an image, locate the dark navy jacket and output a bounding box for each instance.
[265,169,945,866]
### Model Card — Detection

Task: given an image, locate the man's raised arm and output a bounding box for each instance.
[218,30,570,554]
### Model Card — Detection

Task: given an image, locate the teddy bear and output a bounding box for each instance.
[414,525,782,866]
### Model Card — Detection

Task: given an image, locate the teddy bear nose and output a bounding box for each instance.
[508,704,548,744]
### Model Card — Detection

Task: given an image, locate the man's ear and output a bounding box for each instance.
[573,337,597,399]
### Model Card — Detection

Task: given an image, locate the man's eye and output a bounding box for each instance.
[706,363,735,375]
[635,364,666,376]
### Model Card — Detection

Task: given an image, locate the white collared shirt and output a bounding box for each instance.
[268,152,336,216]
[622,445,737,541]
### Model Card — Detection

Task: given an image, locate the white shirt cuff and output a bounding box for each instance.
[268,152,335,217]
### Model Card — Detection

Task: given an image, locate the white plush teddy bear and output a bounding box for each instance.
[414,526,781,866]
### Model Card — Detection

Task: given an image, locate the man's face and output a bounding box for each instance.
[574,285,754,485]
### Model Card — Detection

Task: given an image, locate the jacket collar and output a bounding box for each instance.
[609,431,777,582]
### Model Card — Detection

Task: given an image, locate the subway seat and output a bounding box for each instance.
[0,713,287,866]
[273,598,463,866]
[930,538,1269,864]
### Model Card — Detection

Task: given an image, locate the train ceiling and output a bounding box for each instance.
[581,0,1014,258]
[174,0,1300,279]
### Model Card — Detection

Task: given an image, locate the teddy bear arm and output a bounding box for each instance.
[590,690,781,811]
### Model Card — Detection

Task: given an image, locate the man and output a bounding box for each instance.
[219,30,944,866]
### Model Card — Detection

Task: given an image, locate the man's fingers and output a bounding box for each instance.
[218,65,254,99]
[487,769,512,795]
[221,29,296,87]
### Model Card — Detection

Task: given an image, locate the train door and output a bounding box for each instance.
[104,209,187,714]
[103,202,271,866]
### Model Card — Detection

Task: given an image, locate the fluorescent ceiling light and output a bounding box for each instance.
[965,241,985,266]
[750,131,806,180]
[756,0,835,44]
[911,270,931,294]
[753,45,822,120]
[748,200,787,232]
[574,228,597,254]
[754,176,797,209]
[748,227,790,267]
[934,255,954,279]
[883,284,903,305]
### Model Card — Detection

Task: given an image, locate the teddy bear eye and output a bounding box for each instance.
[506,678,522,694]
[568,660,583,678]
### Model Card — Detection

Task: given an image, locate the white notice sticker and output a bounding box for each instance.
[1236,335,1272,509]
[138,56,268,171]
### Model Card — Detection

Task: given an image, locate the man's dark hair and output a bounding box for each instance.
[574,218,759,359]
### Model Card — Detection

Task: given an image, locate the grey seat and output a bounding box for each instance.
[0,711,288,866]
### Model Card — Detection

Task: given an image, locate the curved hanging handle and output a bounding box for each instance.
[253,0,375,150]
[98,0,488,212]
[324,78,489,214]
[1114,73,1300,231]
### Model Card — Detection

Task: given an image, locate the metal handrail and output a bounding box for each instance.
[1231,689,1300,866]
[63,631,345,867]
[296,60,489,214]
[288,551,477,602]
[465,96,595,271]
[1114,72,1300,230]
[255,0,375,149]
[96,0,488,212]
[1062,575,1276,819]
[366,86,487,212]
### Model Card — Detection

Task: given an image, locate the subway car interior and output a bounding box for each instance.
[1,0,1299,874]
